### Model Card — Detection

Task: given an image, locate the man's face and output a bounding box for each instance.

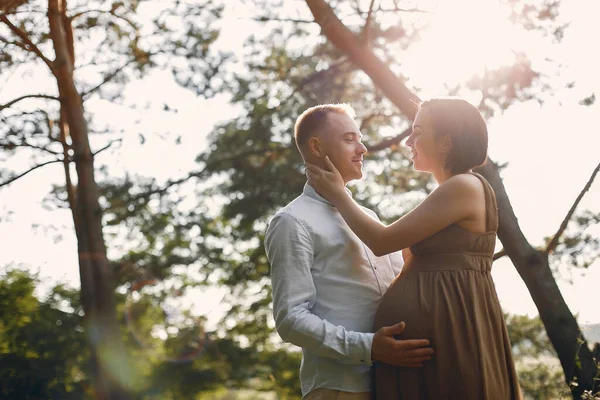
[318,112,367,183]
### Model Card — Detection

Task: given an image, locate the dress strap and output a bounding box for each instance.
[470,172,499,232]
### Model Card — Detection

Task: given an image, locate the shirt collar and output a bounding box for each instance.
[303,182,353,206]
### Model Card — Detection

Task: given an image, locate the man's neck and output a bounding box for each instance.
[306,181,350,200]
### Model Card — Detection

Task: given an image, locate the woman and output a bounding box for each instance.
[306,97,521,399]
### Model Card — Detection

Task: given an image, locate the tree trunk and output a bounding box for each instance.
[305,0,420,117]
[48,1,131,398]
[305,0,598,397]
[477,161,597,397]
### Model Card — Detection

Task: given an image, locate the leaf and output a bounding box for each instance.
[580,93,596,106]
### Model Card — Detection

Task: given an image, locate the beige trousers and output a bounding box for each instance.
[303,388,370,400]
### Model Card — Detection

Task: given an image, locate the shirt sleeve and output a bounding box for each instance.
[388,250,405,276]
[265,212,374,365]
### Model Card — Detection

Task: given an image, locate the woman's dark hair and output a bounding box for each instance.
[419,97,488,174]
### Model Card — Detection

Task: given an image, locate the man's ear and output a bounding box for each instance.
[308,136,325,157]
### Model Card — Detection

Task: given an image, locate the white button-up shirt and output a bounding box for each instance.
[265,183,403,396]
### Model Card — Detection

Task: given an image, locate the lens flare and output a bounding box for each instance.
[124,277,212,363]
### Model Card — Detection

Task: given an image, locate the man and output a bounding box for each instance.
[265,104,434,399]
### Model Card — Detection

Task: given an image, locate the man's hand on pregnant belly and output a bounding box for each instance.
[371,321,435,367]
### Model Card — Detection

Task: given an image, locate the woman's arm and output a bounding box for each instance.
[306,158,482,256]
[336,175,480,255]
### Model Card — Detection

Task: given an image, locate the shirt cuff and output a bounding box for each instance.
[356,332,375,366]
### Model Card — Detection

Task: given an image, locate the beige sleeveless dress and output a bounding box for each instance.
[373,172,521,399]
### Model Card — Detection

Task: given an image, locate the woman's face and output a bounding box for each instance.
[405,108,449,173]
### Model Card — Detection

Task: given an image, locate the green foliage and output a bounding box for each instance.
[3,269,589,400]
[0,0,229,180]
[0,268,91,400]
[548,210,600,272]
[0,267,303,399]
[506,313,576,399]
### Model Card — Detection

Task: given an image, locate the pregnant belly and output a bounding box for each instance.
[373,272,432,341]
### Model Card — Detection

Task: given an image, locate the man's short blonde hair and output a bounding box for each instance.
[294,104,355,151]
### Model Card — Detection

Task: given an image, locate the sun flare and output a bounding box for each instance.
[409,0,522,87]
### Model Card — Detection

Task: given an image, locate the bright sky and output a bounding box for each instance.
[1,0,599,344]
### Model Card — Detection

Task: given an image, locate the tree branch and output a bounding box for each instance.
[93,138,122,156]
[0,159,63,188]
[81,59,135,99]
[252,16,314,24]
[0,13,55,72]
[546,161,600,254]
[305,0,420,119]
[493,249,507,261]
[0,0,29,14]
[69,8,100,19]
[369,6,432,14]
[0,8,46,15]
[359,111,400,131]
[474,161,598,394]
[59,106,77,213]
[69,8,137,30]
[0,108,47,121]
[125,146,287,205]
[343,5,432,20]
[15,140,62,156]
[366,126,412,152]
[263,57,354,113]
[362,0,376,42]
[0,34,31,51]
[301,57,352,85]
[0,94,60,111]
[359,112,379,131]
